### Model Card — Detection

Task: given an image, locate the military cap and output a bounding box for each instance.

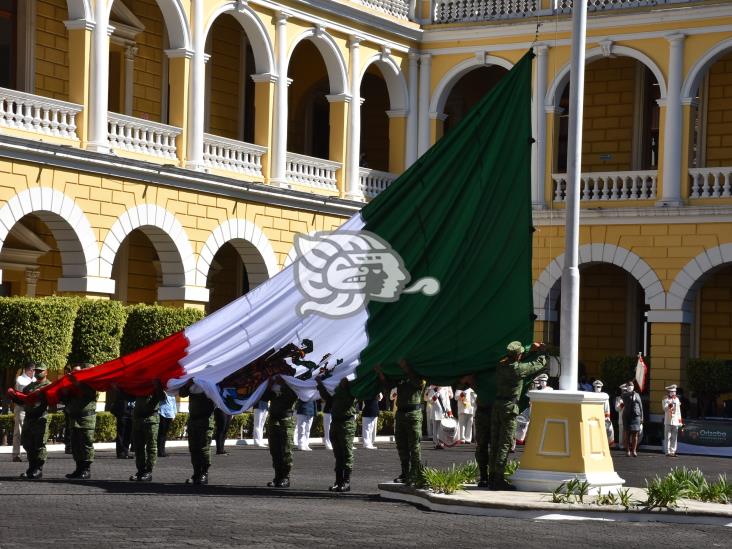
[618,383,627,390]
[534,373,549,382]
[506,341,525,355]
[33,363,48,372]
[665,384,677,392]
[592,380,604,388]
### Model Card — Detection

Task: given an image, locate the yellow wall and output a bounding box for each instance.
[131,0,165,122]
[699,265,732,357]
[116,230,160,304]
[209,14,242,140]
[35,0,69,100]
[704,52,732,167]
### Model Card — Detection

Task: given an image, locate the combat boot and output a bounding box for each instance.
[66,464,82,479]
[138,471,153,482]
[336,470,351,493]
[29,461,44,480]
[186,466,201,484]
[492,477,516,491]
[477,466,490,488]
[329,470,343,491]
[78,462,92,480]
[198,466,209,485]
[277,477,290,488]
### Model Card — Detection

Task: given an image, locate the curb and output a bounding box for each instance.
[378,484,732,527]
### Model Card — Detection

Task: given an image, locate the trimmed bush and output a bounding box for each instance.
[121,304,204,354]
[94,411,117,442]
[169,412,188,440]
[227,412,254,439]
[687,358,732,415]
[600,356,637,394]
[69,300,127,365]
[0,296,79,372]
[377,410,395,435]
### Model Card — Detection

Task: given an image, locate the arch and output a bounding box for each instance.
[667,244,732,313]
[108,0,191,50]
[287,28,348,95]
[203,2,275,75]
[0,187,100,283]
[360,54,408,112]
[282,230,318,268]
[429,54,513,115]
[545,45,668,109]
[682,38,732,101]
[66,0,91,20]
[533,243,666,319]
[195,219,278,289]
[99,204,195,287]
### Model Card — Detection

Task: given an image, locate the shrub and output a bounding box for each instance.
[600,356,637,394]
[227,413,253,439]
[69,300,127,365]
[121,304,204,354]
[687,359,732,416]
[48,412,67,442]
[421,462,478,495]
[0,413,14,441]
[94,411,117,442]
[169,412,188,440]
[377,410,395,435]
[0,297,79,373]
[645,474,684,509]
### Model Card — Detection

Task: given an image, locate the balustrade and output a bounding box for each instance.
[107,113,181,160]
[689,168,732,199]
[0,87,81,140]
[285,153,340,191]
[203,134,267,178]
[359,168,398,198]
[552,171,658,202]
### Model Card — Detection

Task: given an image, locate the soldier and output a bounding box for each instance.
[180,380,215,484]
[425,385,453,449]
[662,384,682,457]
[317,375,357,492]
[360,394,381,450]
[214,408,231,456]
[263,375,298,488]
[593,380,614,447]
[110,387,135,459]
[11,363,51,479]
[129,382,166,482]
[60,363,97,480]
[375,360,425,486]
[455,372,491,487]
[157,391,177,458]
[489,341,547,490]
[455,387,476,443]
[11,363,34,463]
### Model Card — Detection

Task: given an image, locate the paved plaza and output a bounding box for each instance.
[1,443,730,548]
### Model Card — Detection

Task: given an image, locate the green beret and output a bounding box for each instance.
[506,341,524,355]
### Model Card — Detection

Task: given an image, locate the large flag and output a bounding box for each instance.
[27,51,535,410]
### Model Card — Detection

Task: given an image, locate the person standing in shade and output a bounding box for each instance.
[317,376,357,492]
[592,380,614,447]
[662,384,682,457]
[9,363,51,479]
[252,398,269,448]
[614,384,627,451]
[489,341,547,490]
[360,394,381,450]
[294,397,316,451]
[180,380,215,484]
[455,387,476,443]
[11,363,34,462]
[264,375,298,488]
[111,387,135,459]
[424,385,435,440]
[158,392,177,457]
[621,381,643,458]
[375,361,424,486]
[214,408,231,456]
[60,363,97,480]
[129,382,166,482]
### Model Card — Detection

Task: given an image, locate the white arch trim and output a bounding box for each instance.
[203,2,275,75]
[533,243,666,320]
[360,54,409,112]
[429,54,513,115]
[667,244,732,313]
[195,218,278,288]
[287,28,348,95]
[66,0,91,20]
[282,230,318,268]
[682,37,732,101]
[108,0,191,50]
[0,187,100,283]
[545,45,668,109]
[99,204,196,287]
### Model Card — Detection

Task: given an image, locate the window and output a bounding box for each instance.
[0,0,17,89]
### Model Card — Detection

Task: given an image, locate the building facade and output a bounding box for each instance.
[1,0,731,413]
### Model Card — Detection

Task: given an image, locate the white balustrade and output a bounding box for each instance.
[360,168,398,198]
[555,0,672,11]
[0,87,82,140]
[285,152,340,191]
[203,134,267,177]
[688,167,732,199]
[354,0,410,19]
[107,113,180,160]
[552,171,658,202]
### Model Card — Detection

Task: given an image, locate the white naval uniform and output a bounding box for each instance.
[12,373,33,458]
[614,396,625,449]
[253,403,269,447]
[455,389,476,442]
[425,386,453,445]
[662,396,683,455]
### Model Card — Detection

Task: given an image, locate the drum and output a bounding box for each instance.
[437,417,459,447]
[515,411,530,445]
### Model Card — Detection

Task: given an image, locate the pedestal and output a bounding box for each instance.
[510,390,625,494]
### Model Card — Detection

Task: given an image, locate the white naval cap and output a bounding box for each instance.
[592,380,604,388]
[665,384,677,392]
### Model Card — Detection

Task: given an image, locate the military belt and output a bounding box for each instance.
[396,403,422,413]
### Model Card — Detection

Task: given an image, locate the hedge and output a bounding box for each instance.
[0,296,79,372]
[687,359,732,397]
[600,355,638,394]
[121,304,204,354]
[69,300,127,365]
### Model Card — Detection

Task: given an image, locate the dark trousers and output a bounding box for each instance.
[158,416,173,456]
[115,413,133,457]
[214,409,231,453]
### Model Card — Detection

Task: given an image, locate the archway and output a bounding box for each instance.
[111,228,162,304]
[442,65,507,135]
[360,66,391,171]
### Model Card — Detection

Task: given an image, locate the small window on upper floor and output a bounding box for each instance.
[0,0,17,89]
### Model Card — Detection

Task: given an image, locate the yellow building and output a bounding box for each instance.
[1,0,731,415]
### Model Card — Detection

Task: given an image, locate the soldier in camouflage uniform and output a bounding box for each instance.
[489,341,547,490]
[263,375,298,488]
[60,363,97,480]
[129,382,166,482]
[180,380,215,485]
[317,375,357,492]
[375,360,425,486]
[11,363,51,480]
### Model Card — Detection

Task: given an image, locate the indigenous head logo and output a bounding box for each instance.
[293,230,439,318]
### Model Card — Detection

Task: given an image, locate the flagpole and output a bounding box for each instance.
[558,0,588,392]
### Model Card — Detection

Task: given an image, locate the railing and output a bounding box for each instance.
[107,113,180,160]
[555,0,673,12]
[552,170,657,202]
[0,87,81,140]
[354,0,410,19]
[689,167,732,199]
[203,134,267,177]
[360,168,398,198]
[285,152,340,191]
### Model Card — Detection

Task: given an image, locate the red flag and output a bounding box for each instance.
[635,353,648,392]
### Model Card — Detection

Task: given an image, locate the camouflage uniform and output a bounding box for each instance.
[186,390,215,484]
[391,378,425,485]
[489,343,546,489]
[20,378,51,478]
[131,393,162,480]
[61,383,97,479]
[318,380,357,491]
[264,383,298,486]
[473,371,494,486]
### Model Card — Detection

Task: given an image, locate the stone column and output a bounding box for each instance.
[658,33,685,207]
[406,51,419,167]
[328,94,351,196]
[251,73,277,180]
[417,53,431,156]
[270,11,291,187]
[387,109,408,173]
[64,19,94,146]
[186,0,205,170]
[647,314,690,414]
[166,48,193,166]
[533,45,549,209]
[24,269,40,297]
[87,0,111,153]
[345,36,364,201]
[123,45,138,116]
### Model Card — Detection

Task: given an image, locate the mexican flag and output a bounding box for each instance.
[27,51,535,411]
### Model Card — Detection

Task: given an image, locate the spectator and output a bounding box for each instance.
[158,392,177,457]
[621,381,643,457]
[454,387,476,443]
